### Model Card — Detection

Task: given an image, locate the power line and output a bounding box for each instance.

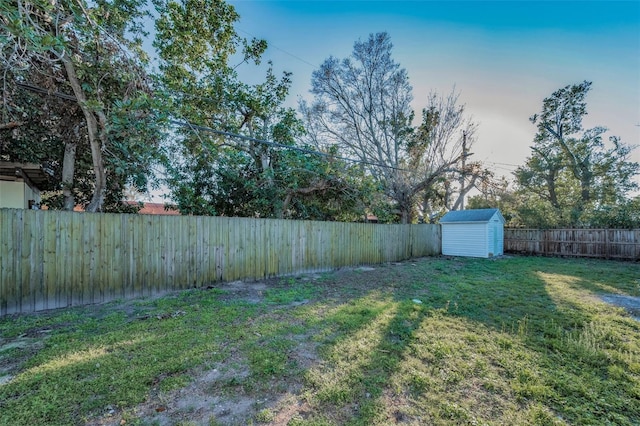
[16,82,77,101]
[489,161,520,167]
[15,80,512,175]
[236,28,317,69]
[13,81,408,171]
[168,119,408,171]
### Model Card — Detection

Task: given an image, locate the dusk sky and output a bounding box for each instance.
[227,0,640,183]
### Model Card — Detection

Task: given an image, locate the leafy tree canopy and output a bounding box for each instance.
[514,81,639,227]
[1,0,164,212]
[155,2,368,220]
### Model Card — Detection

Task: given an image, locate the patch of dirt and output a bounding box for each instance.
[87,358,260,426]
[135,366,256,425]
[6,260,425,426]
[267,394,315,425]
[89,346,321,426]
[601,294,640,320]
[0,335,47,385]
[355,266,376,272]
[86,321,322,426]
[132,335,319,426]
[216,280,269,304]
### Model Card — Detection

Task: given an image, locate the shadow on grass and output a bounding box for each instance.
[1,257,638,425]
[414,257,639,425]
[0,289,258,426]
[281,256,639,425]
[284,291,427,425]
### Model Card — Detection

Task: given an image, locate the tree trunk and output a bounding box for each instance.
[396,191,412,224]
[547,171,560,209]
[400,208,410,224]
[451,171,482,211]
[580,171,592,204]
[61,141,77,210]
[280,193,292,219]
[62,53,107,212]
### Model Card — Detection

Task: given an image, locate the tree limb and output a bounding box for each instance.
[0,121,23,130]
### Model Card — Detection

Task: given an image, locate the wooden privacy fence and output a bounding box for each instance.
[0,209,441,315]
[504,228,640,260]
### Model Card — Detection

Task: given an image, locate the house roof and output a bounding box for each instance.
[122,201,180,215]
[0,162,51,188]
[137,202,180,215]
[72,202,181,215]
[439,208,504,224]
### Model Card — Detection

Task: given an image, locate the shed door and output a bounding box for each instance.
[490,220,503,256]
[496,222,504,255]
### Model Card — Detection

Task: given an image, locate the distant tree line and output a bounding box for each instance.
[2,0,637,227]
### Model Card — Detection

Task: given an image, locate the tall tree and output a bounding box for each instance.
[155,1,365,220]
[153,0,251,215]
[409,90,482,220]
[1,0,161,211]
[516,81,639,227]
[164,63,367,220]
[302,33,478,223]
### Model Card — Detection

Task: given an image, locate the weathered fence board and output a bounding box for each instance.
[504,228,640,260]
[0,209,441,315]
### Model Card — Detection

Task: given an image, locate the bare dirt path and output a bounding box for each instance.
[601,294,640,321]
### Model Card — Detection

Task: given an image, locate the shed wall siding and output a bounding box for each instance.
[0,181,25,208]
[442,223,488,257]
[24,182,40,205]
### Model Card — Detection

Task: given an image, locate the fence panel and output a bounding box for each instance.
[504,228,640,260]
[0,209,440,315]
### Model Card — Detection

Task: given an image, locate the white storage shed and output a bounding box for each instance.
[440,208,505,258]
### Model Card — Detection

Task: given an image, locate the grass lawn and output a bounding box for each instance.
[1,255,639,425]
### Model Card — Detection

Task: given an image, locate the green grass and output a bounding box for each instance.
[1,256,639,425]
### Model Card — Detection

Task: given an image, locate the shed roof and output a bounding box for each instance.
[0,162,51,189]
[440,208,504,224]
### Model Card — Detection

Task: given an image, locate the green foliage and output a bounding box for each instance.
[153,0,248,89]
[1,0,164,210]
[154,6,370,220]
[0,69,69,191]
[515,81,639,228]
[583,196,640,228]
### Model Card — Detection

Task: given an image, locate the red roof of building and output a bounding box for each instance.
[55,202,180,215]
[125,202,180,215]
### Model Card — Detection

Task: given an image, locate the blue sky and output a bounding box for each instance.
[228,0,640,183]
